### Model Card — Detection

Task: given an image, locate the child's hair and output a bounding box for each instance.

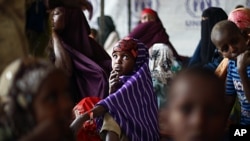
[211,20,242,42]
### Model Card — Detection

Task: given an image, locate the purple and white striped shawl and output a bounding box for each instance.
[97,41,160,141]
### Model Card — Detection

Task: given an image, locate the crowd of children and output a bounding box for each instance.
[1,0,250,141]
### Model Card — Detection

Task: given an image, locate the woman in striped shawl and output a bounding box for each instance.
[71,37,159,141]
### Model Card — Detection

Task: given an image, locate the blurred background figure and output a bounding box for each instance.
[0,0,28,73]
[235,5,244,9]
[89,28,98,41]
[98,15,120,57]
[129,8,185,64]
[0,57,74,141]
[188,7,228,72]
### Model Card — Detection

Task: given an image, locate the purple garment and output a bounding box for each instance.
[97,41,160,141]
[128,16,180,61]
[53,7,111,101]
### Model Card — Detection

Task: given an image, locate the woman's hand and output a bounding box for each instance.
[109,70,120,94]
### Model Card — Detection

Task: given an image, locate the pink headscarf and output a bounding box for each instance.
[228,8,250,29]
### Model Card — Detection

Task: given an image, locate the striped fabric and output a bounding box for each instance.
[226,60,250,125]
[97,41,160,140]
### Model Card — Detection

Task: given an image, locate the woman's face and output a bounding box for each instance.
[33,71,73,132]
[51,7,65,31]
[140,13,156,23]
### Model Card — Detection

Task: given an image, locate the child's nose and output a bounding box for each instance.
[229,45,238,53]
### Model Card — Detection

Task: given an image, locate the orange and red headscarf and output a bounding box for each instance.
[113,37,138,59]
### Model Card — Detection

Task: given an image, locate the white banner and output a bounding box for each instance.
[85,0,249,56]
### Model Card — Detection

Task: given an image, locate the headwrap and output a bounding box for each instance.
[113,37,138,59]
[0,58,56,139]
[49,7,112,102]
[98,16,116,46]
[129,9,181,61]
[228,8,250,29]
[97,38,159,141]
[149,44,180,84]
[200,7,227,65]
[141,8,157,18]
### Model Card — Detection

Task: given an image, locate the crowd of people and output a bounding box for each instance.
[1,0,250,141]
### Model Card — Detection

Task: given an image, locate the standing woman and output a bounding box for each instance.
[97,16,120,57]
[47,2,112,103]
[188,7,228,71]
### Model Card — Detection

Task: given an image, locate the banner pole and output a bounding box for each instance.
[100,0,105,44]
[128,0,131,33]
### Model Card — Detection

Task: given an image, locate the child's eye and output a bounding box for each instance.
[46,93,58,103]
[180,105,193,116]
[220,46,229,52]
[123,55,129,60]
[112,54,117,59]
[231,39,239,45]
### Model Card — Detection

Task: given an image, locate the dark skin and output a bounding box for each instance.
[211,20,250,120]
[20,71,74,141]
[51,7,72,77]
[164,72,227,141]
[70,50,135,141]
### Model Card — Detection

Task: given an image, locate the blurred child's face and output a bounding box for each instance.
[112,51,135,76]
[212,29,247,60]
[141,13,156,23]
[167,75,226,141]
[34,71,73,131]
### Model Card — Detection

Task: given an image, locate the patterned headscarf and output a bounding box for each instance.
[97,38,159,140]
[113,37,138,59]
[149,44,179,84]
[0,58,56,139]
[228,8,250,29]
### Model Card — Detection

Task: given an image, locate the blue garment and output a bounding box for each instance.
[189,41,222,72]
[226,60,250,125]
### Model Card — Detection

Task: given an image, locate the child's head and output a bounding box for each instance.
[111,37,138,76]
[0,58,73,139]
[211,20,248,60]
[166,68,226,141]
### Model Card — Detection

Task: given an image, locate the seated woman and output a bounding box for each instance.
[98,15,120,57]
[128,8,184,64]
[71,37,159,141]
[188,7,228,72]
[48,2,112,103]
[0,57,74,141]
[149,43,181,109]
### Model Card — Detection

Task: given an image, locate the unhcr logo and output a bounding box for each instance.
[185,0,220,18]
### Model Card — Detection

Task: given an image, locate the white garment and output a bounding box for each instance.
[104,31,119,57]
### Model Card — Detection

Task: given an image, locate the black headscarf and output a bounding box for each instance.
[97,16,116,46]
[200,7,228,64]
